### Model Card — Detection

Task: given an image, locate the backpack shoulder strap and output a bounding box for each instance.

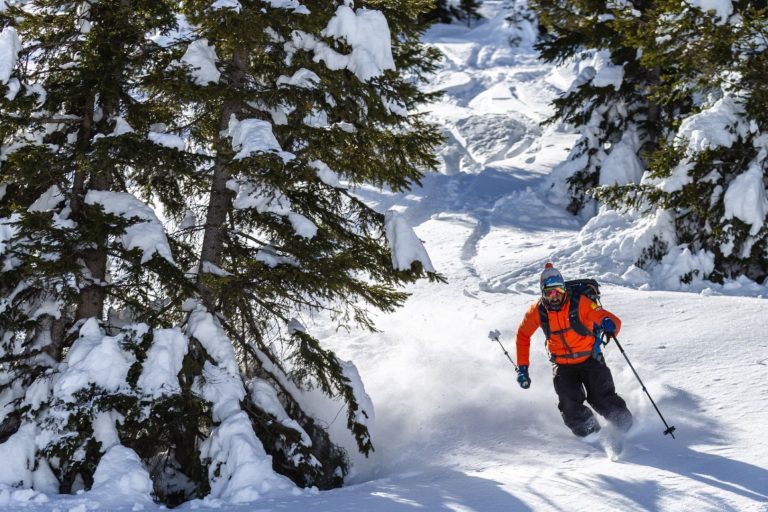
[538,286,597,339]
[537,299,550,339]
[567,293,593,336]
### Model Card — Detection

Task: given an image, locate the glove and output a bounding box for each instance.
[517,365,531,389]
[600,317,616,333]
[600,317,617,342]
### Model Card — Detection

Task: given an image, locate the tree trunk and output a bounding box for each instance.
[72,0,131,322]
[70,91,107,322]
[199,49,248,291]
[644,65,661,154]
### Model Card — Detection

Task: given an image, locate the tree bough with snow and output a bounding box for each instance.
[0,0,443,506]
[593,2,768,283]
[533,0,768,284]
[533,0,661,218]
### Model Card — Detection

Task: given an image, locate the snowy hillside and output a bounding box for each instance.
[3,2,768,511]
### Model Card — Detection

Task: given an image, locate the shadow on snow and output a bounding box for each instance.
[244,468,534,512]
[353,167,579,233]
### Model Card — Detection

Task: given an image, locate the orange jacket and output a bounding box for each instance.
[516,294,621,367]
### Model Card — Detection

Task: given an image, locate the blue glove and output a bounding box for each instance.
[600,317,617,342]
[600,317,616,333]
[517,365,531,389]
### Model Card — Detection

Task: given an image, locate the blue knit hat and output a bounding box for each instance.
[540,262,565,292]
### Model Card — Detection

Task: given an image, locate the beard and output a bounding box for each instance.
[544,295,565,311]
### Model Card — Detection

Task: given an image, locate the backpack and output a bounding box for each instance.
[538,279,601,339]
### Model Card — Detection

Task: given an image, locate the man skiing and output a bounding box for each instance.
[515,263,633,439]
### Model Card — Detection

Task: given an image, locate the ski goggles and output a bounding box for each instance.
[543,285,566,298]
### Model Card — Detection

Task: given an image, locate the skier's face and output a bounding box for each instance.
[543,285,566,308]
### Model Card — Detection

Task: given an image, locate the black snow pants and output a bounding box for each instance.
[553,357,633,437]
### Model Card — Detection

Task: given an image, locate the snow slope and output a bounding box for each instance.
[3,2,767,511]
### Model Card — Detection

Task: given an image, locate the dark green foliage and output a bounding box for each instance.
[532,0,661,215]
[532,0,768,282]
[242,394,347,490]
[164,0,444,490]
[457,0,483,26]
[0,9,198,493]
[419,0,482,26]
[613,2,768,281]
[0,0,444,504]
[420,0,462,24]
[0,0,221,502]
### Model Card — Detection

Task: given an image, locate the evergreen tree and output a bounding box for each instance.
[162,0,443,491]
[420,0,462,25]
[532,0,662,217]
[596,2,768,283]
[457,0,483,26]
[420,0,482,27]
[0,0,222,500]
[0,0,214,501]
[0,0,443,505]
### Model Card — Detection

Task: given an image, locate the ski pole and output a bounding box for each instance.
[605,333,676,439]
[488,330,519,371]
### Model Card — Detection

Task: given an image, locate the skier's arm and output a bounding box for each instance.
[516,302,541,367]
[581,297,621,336]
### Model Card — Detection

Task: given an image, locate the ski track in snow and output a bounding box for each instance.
[8,2,768,511]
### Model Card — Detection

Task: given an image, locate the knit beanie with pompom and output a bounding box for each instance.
[539,262,565,292]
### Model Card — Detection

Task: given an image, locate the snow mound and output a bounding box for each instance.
[137,327,188,397]
[90,445,153,502]
[0,424,37,488]
[54,318,135,400]
[385,210,436,273]
[451,114,533,169]
[321,6,395,81]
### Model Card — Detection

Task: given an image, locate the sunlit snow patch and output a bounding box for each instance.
[384,210,436,272]
[0,27,20,84]
[85,190,175,264]
[180,38,220,85]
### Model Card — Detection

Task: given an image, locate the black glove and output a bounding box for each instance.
[517,365,531,389]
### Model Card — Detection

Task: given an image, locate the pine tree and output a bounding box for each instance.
[596,2,768,283]
[532,0,661,217]
[420,0,482,26]
[160,0,444,493]
[1,0,443,505]
[534,1,768,282]
[0,0,209,499]
[457,0,483,26]
[420,0,462,24]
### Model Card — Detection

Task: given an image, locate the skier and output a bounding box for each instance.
[515,263,633,439]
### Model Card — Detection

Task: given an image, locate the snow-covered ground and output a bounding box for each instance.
[4,2,768,511]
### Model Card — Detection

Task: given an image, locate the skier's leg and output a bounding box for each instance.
[553,364,600,437]
[583,358,633,433]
